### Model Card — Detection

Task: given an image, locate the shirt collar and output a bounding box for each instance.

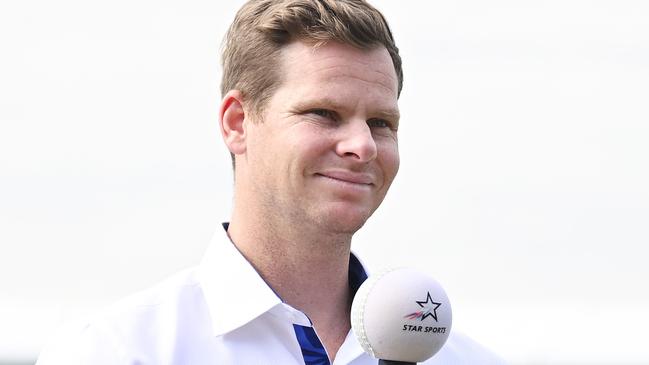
[198,223,369,337]
[198,223,282,336]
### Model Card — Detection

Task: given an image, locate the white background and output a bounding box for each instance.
[1,0,648,364]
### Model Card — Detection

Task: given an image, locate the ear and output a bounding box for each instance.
[219,90,248,155]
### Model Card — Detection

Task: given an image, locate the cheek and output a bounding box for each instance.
[281,135,328,178]
[290,127,336,161]
[379,142,400,181]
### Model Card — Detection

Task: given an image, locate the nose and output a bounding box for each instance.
[335,120,378,163]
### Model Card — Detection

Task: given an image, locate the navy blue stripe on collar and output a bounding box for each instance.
[293,324,331,365]
[349,253,368,298]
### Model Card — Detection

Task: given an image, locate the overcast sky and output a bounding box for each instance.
[1,0,648,364]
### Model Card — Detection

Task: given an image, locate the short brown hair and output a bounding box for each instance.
[221,0,403,118]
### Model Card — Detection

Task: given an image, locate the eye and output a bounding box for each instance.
[308,109,337,120]
[367,118,395,130]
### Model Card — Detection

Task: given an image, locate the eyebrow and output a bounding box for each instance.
[375,108,401,123]
[294,98,400,122]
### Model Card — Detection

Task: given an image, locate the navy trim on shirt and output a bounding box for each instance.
[293,324,331,365]
[349,253,368,297]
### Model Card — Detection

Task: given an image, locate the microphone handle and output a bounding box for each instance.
[378,360,416,365]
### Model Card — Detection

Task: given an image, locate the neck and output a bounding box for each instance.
[227,192,354,361]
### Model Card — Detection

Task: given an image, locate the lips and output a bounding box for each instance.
[317,170,375,185]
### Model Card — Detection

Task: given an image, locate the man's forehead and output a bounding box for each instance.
[280,41,399,96]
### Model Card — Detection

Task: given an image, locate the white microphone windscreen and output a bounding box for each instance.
[351,268,452,363]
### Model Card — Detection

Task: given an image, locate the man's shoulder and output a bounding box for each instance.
[103,267,203,316]
[37,268,212,364]
[424,331,507,364]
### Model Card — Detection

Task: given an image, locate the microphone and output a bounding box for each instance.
[351,268,452,365]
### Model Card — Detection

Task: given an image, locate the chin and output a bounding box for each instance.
[316,205,374,235]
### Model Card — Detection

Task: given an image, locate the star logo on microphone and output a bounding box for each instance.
[404,292,442,322]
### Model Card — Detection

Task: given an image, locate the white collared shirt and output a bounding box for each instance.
[37,225,505,365]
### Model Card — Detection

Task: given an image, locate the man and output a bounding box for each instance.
[38,1,504,364]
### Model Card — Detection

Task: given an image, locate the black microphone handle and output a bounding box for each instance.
[378,360,416,365]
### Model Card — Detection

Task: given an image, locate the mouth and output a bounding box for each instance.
[316,171,375,187]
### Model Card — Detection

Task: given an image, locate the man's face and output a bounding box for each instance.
[243,41,400,234]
